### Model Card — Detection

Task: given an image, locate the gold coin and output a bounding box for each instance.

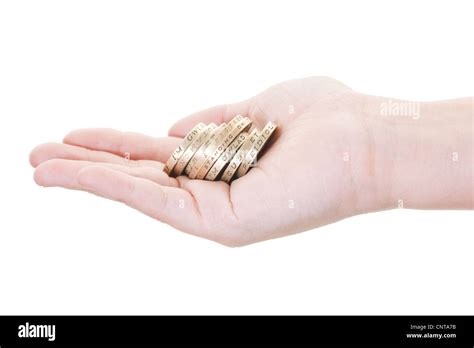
[163,122,206,175]
[199,115,244,161]
[186,123,227,178]
[205,131,249,181]
[183,123,225,176]
[196,117,252,180]
[235,121,277,178]
[220,128,260,183]
[188,115,244,179]
[172,123,217,176]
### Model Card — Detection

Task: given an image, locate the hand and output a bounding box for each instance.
[30,77,473,246]
[29,77,385,246]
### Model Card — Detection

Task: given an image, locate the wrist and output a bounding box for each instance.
[360,95,473,211]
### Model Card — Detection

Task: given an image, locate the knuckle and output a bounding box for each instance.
[213,228,248,248]
[157,186,169,210]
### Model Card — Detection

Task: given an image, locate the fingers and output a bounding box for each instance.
[33,156,246,245]
[32,102,254,168]
[63,128,182,162]
[76,165,206,238]
[34,159,179,189]
[29,142,161,168]
[168,99,253,138]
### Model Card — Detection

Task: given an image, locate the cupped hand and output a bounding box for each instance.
[30,77,384,246]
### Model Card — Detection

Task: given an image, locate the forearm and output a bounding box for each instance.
[365,96,473,210]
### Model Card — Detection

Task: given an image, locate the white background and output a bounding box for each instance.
[0,0,472,314]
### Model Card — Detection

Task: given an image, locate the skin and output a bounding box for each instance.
[30,77,473,246]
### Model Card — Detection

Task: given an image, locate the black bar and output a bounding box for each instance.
[0,316,473,346]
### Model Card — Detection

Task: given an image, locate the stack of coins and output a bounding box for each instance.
[163,115,277,183]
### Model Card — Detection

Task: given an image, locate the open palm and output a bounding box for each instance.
[31,77,378,246]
